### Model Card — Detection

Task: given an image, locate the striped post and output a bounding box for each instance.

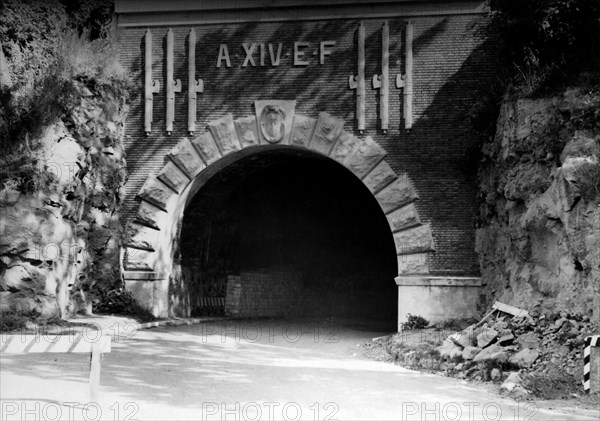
[583,335,600,394]
[1,334,111,402]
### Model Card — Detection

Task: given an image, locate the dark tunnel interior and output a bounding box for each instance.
[180,148,398,324]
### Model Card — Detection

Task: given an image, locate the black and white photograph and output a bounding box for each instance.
[1,1,599,419]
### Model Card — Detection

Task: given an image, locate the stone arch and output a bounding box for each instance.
[122,101,434,314]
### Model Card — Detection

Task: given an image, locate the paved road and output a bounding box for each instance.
[1,318,598,420]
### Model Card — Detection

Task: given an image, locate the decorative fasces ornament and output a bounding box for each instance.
[396,21,414,132]
[254,100,296,145]
[188,29,204,135]
[166,29,182,135]
[372,22,390,133]
[348,22,366,134]
[144,30,160,136]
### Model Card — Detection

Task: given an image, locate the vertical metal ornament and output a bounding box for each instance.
[396,21,413,132]
[349,22,366,134]
[188,28,204,136]
[166,28,182,136]
[372,22,390,133]
[404,21,414,131]
[144,30,160,136]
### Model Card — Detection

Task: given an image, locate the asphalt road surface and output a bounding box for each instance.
[1,318,598,420]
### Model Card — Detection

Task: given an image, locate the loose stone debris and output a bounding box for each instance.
[363,301,598,400]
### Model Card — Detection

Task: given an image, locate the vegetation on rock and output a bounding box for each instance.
[402,313,429,330]
[476,90,600,322]
[0,0,139,321]
[0,0,127,154]
[93,288,156,322]
[471,0,600,323]
[484,0,600,97]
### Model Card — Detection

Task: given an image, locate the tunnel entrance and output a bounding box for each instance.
[179,148,398,324]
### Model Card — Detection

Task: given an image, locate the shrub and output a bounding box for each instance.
[62,0,113,40]
[484,0,600,96]
[93,288,156,322]
[0,0,69,88]
[0,311,30,331]
[573,160,600,202]
[0,310,67,332]
[58,28,128,87]
[434,317,479,331]
[0,0,129,154]
[403,313,430,330]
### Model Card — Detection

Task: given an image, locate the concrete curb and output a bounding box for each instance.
[136,317,221,330]
[61,315,231,338]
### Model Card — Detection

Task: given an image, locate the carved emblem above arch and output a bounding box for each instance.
[124,101,435,278]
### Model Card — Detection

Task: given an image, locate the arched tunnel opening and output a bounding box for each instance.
[180,148,398,326]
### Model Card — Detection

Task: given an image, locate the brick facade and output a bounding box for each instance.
[225,272,302,318]
[225,271,396,319]
[115,2,495,319]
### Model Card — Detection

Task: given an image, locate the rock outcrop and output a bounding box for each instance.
[0,83,129,319]
[477,88,600,323]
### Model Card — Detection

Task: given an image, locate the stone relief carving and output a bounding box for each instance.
[259,105,286,144]
[254,100,296,145]
[207,114,241,155]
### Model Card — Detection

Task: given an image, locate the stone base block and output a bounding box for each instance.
[124,272,169,318]
[396,276,482,331]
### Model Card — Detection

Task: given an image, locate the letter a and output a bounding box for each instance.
[217,44,231,68]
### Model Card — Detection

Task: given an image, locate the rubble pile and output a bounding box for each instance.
[383,302,598,399]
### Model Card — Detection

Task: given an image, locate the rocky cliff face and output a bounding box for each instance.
[0,83,128,319]
[477,88,600,323]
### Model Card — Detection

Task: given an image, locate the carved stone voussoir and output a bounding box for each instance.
[255,100,296,145]
[345,136,386,179]
[191,132,222,165]
[137,177,175,211]
[167,138,204,179]
[136,200,166,230]
[309,112,344,155]
[330,131,361,163]
[375,174,419,213]
[393,224,435,255]
[290,114,316,147]
[126,222,157,251]
[386,203,421,232]
[158,160,190,193]
[207,114,241,155]
[234,116,259,148]
[363,160,397,193]
[397,253,429,275]
[124,247,153,271]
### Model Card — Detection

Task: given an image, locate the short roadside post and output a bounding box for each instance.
[584,335,599,394]
[0,333,112,403]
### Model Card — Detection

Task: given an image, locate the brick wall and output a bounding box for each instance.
[225,271,302,318]
[225,271,395,319]
[116,11,495,276]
